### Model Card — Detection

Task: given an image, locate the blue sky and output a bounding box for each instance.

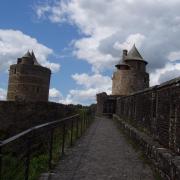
[0,0,180,104]
[0,0,94,103]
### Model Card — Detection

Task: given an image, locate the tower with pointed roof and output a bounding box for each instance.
[112,44,149,95]
[7,51,51,101]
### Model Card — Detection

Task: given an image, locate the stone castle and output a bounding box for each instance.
[112,44,149,95]
[97,44,149,114]
[7,51,51,102]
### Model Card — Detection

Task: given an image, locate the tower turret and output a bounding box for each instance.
[115,49,130,70]
[124,44,147,72]
[112,45,149,95]
[7,51,51,102]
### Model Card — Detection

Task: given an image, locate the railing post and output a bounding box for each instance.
[80,116,83,136]
[83,113,85,132]
[84,111,86,131]
[87,116,89,127]
[61,123,66,156]
[76,117,79,139]
[86,117,88,128]
[48,129,54,170]
[24,137,31,180]
[0,145,2,180]
[70,120,74,146]
[84,117,86,129]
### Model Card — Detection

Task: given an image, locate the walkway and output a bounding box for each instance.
[47,117,155,180]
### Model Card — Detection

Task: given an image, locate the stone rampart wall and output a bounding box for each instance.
[0,101,82,139]
[113,115,180,180]
[116,77,180,153]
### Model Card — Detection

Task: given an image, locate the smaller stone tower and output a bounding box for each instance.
[7,51,51,102]
[112,45,149,95]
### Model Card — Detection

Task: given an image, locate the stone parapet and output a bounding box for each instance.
[113,114,180,180]
[0,101,82,139]
[116,77,180,153]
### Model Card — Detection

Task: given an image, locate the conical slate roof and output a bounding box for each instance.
[125,44,144,61]
[21,50,41,66]
[22,51,32,58]
[31,51,40,66]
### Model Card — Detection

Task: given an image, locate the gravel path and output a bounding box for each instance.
[48,117,155,180]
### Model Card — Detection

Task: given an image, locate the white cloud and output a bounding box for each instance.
[150,63,180,85]
[49,88,64,103]
[0,88,7,100]
[59,88,98,105]
[72,73,111,90]
[52,73,112,105]
[73,36,117,73]
[114,33,146,51]
[35,0,180,104]
[44,62,60,73]
[36,4,51,19]
[0,29,60,73]
[35,1,69,23]
[168,51,180,61]
[49,88,62,98]
[36,0,180,81]
[158,69,180,84]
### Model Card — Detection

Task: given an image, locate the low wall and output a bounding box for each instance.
[96,93,121,115]
[114,115,180,180]
[116,77,180,153]
[0,101,83,139]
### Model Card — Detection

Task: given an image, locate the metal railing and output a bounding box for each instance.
[0,112,92,180]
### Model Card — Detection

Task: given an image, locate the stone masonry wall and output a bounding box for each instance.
[96,92,108,115]
[112,69,149,96]
[114,114,180,180]
[7,64,51,101]
[116,77,180,154]
[0,101,81,139]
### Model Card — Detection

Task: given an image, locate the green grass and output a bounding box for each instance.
[1,154,24,180]
[29,154,49,180]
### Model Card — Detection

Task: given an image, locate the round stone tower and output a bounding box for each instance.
[7,51,51,102]
[112,45,149,95]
